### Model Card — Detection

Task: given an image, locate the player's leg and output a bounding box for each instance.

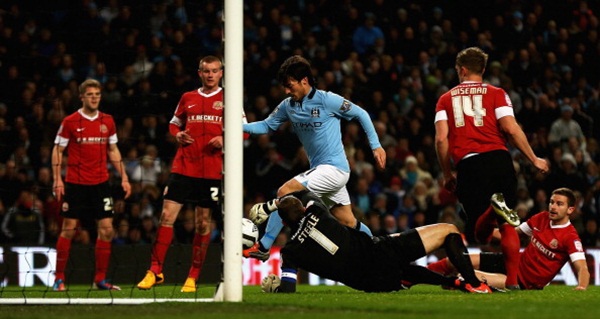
[182,206,213,292]
[137,199,181,289]
[53,182,84,291]
[53,217,78,291]
[92,182,120,290]
[415,223,489,292]
[305,164,372,236]
[94,216,119,290]
[330,204,372,236]
[474,206,497,244]
[138,174,190,289]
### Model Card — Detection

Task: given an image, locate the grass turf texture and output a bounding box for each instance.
[1,284,599,319]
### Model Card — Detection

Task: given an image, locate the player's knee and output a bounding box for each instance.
[159,210,177,226]
[443,223,460,235]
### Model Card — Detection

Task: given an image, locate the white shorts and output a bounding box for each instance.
[293,164,350,208]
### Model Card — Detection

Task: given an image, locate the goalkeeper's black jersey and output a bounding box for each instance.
[281,192,417,292]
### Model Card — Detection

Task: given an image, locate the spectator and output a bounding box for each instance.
[352,13,384,56]
[1,189,44,245]
[548,100,587,153]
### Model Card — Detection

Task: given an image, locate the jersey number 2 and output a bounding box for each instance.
[451,95,486,127]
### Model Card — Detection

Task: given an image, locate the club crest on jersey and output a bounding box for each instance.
[62,202,69,212]
[339,100,352,112]
[311,108,320,118]
[100,124,108,133]
[550,238,558,249]
[213,101,224,110]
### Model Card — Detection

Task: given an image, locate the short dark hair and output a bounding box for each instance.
[277,196,304,225]
[551,187,576,207]
[277,55,315,86]
[455,47,488,75]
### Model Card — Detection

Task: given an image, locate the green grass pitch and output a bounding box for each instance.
[1,284,599,319]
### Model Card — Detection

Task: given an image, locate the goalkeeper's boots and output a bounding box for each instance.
[491,193,520,227]
[137,270,165,290]
[53,279,66,291]
[243,243,270,262]
[181,277,196,293]
[94,279,121,291]
[455,278,492,294]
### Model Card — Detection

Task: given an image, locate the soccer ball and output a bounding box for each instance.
[242,218,259,249]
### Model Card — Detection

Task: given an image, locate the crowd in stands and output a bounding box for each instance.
[1,0,600,248]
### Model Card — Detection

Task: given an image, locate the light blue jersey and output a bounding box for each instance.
[244,88,381,172]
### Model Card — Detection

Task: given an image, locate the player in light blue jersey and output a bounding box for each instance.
[243,55,386,261]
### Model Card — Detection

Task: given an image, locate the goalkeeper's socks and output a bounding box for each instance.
[443,233,479,286]
[259,210,284,251]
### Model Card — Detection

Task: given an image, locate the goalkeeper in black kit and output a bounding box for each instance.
[254,190,494,293]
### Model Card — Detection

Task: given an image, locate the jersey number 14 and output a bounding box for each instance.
[451,95,487,127]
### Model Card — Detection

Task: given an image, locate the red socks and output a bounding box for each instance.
[474,206,496,244]
[94,239,111,283]
[187,233,211,279]
[150,226,174,274]
[427,258,452,275]
[54,236,72,281]
[499,223,520,287]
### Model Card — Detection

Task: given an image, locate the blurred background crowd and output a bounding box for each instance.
[1,0,600,248]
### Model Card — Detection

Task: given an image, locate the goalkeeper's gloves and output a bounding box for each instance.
[248,199,277,225]
[261,274,281,293]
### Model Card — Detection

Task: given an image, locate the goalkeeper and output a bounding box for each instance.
[260,190,493,293]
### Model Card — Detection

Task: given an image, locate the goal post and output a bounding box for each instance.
[221,0,244,302]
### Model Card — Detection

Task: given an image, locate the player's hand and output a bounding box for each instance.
[249,199,277,225]
[574,285,587,291]
[443,174,457,192]
[372,147,386,170]
[208,136,223,149]
[261,274,281,293]
[176,129,194,146]
[533,157,549,174]
[53,180,65,201]
[122,180,131,199]
[249,203,269,225]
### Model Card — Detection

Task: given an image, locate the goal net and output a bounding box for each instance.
[0,0,245,304]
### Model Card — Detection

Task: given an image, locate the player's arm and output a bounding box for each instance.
[51,144,66,201]
[243,104,288,135]
[108,143,131,199]
[497,113,549,174]
[169,115,194,146]
[338,99,386,170]
[571,259,590,290]
[434,115,456,192]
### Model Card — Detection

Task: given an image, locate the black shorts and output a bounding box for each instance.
[479,252,506,274]
[375,229,426,264]
[61,182,114,221]
[359,229,426,292]
[455,150,517,242]
[163,173,222,209]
